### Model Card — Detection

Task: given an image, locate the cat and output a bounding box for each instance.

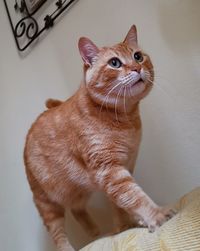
[24,25,175,251]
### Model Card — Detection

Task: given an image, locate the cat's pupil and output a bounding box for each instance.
[112,60,117,66]
[108,57,122,68]
[134,52,143,62]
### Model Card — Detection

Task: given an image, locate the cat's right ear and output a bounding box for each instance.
[123,25,138,49]
[78,37,99,66]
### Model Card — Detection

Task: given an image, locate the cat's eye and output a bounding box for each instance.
[108,57,122,68]
[134,51,143,62]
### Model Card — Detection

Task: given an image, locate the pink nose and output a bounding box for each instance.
[131,65,141,73]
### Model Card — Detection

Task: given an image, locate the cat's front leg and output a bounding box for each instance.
[94,166,175,232]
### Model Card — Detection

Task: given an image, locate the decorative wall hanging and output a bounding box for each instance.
[4,0,78,52]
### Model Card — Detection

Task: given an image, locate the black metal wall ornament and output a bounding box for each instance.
[4,0,78,52]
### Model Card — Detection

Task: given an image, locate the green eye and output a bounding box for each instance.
[134,51,143,62]
[108,57,122,68]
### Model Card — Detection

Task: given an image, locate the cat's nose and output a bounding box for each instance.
[131,65,141,73]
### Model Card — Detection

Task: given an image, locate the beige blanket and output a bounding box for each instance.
[81,187,200,251]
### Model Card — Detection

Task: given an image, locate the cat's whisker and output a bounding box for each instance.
[105,86,119,113]
[144,70,169,96]
[99,81,122,117]
[115,84,124,123]
[146,77,173,99]
[124,78,134,97]
[123,85,129,121]
[154,75,174,86]
[143,70,171,98]
[127,84,133,98]
[143,70,152,80]
[145,69,175,87]
[124,81,135,100]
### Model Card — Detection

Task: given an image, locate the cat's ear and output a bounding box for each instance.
[123,25,138,48]
[78,37,99,66]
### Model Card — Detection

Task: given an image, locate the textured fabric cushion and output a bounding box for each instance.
[81,187,200,251]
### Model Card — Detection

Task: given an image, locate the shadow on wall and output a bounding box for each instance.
[156,0,200,54]
[41,235,56,251]
[136,0,200,205]
[41,231,55,251]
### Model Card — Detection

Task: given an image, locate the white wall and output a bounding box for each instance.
[0,0,200,250]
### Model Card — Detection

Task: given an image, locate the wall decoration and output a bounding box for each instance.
[24,0,46,13]
[4,0,78,52]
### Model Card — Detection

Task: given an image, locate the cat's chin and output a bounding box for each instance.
[131,79,143,86]
[130,80,146,96]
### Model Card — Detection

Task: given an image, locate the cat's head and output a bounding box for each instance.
[78,25,154,112]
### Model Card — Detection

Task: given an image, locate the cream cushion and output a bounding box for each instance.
[81,187,200,251]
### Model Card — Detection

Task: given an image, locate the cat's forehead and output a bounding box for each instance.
[100,43,140,63]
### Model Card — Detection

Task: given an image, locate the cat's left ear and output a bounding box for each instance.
[123,25,138,48]
[78,37,99,66]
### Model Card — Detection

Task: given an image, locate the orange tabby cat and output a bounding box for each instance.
[24,25,175,251]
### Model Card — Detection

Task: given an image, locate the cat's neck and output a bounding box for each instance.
[76,83,141,127]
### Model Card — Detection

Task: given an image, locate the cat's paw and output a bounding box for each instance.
[139,207,177,232]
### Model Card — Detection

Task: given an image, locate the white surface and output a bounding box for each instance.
[0,0,200,250]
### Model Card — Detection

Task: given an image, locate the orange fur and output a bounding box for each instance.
[24,25,175,251]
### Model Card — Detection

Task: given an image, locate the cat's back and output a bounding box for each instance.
[24,96,76,162]
[25,102,64,143]
[28,94,76,135]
